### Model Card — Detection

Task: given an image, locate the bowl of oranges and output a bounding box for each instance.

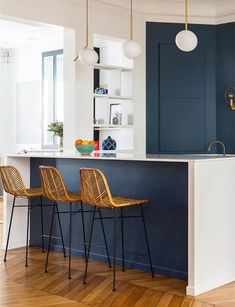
[75,139,96,155]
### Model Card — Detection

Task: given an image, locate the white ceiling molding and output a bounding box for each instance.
[63,0,235,25]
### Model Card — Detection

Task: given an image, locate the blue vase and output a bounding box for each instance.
[102,136,117,150]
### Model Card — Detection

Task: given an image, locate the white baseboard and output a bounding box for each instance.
[187,274,235,296]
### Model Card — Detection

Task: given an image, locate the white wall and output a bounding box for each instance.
[0,49,17,154]
[0,0,146,153]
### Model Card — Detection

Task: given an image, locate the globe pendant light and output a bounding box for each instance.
[122,0,142,59]
[175,0,198,52]
[74,0,98,66]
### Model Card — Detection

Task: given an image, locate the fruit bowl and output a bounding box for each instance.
[75,144,95,156]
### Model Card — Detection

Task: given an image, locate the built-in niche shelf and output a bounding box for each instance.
[93,34,134,151]
[93,124,134,131]
[93,94,133,100]
[94,63,133,72]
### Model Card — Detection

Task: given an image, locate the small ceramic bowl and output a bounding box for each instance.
[75,144,95,155]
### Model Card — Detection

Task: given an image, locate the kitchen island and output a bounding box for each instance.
[2,152,235,296]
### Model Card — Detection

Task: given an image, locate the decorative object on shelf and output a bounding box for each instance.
[94,141,100,150]
[95,87,108,95]
[225,87,235,110]
[128,113,134,125]
[48,121,63,152]
[97,118,105,125]
[112,113,122,125]
[122,0,142,59]
[175,0,198,52]
[110,104,122,125]
[102,136,117,150]
[74,0,98,66]
[102,153,117,158]
[75,139,96,155]
[112,115,119,125]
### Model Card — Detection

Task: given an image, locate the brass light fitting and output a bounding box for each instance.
[225,87,235,110]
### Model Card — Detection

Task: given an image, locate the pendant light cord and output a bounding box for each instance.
[130,0,133,40]
[185,0,188,31]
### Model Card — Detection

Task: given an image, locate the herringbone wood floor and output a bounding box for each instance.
[0,245,235,306]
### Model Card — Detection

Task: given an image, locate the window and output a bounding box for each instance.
[42,49,63,148]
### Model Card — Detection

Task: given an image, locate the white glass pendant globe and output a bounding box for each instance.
[79,48,98,66]
[175,30,198,52]
[122,39,142,59]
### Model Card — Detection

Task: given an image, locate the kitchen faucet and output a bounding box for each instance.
[208,141,226,157]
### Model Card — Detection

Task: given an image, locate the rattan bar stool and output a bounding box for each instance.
[39,166,111,279]
[0,165,46,267]
[80,168,154,291]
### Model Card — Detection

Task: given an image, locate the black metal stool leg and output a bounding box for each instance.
[25,198,30,267]
[45,202,56,273]
[140,205,154,278]
[81,202,87,261]
[4,196,16,262]
[68,203,72,279]
[40,196,45,253]
[98,208,111,268]
[121,207,125,272]
[83,206,96,284]
[112,208,118,291]
[56,203,66,258]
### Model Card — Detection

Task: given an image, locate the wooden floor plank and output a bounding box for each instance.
[0,242,233,306]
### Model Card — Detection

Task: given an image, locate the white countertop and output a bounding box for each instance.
[5,151,235,163]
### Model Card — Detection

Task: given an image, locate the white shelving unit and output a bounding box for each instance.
[94,63,132,72]
[93,124,134,130]
[93,94,132,100]
[93,34,134,151]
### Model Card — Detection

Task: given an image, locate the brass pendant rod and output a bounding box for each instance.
[130,0,133,40]
[185,0,188,31]
[74,0,89,62]
[85,0,89,48]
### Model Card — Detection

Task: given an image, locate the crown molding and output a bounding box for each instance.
[61,0,235,25]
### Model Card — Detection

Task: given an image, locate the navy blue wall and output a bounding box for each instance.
[216,23,235,153]
[30,158,188,280]
[147,22,217,154]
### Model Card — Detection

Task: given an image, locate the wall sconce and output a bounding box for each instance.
[1,50,10,64]
[225,87,235,110]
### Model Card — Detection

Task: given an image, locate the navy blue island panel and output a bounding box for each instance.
[30,158,188,280]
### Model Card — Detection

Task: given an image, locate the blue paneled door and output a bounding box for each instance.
[159,44,205,152]
[146,22,216,154]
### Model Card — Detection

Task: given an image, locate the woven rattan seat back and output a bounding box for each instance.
[39,166,70,202]
[0,166,27,196]
[80,168,114,208]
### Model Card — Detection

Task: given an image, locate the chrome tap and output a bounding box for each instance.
[208,141,226,157]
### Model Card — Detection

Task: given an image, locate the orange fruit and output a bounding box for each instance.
[75,139,82,145]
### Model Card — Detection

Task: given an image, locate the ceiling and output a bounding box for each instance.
[0,19,63,50]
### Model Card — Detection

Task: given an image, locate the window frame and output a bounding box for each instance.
[42,49,63,149]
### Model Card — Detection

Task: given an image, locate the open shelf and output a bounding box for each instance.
[93,125,134,131]
[93,34,134,151]
[94,63,133,72]
[93,94,133,100]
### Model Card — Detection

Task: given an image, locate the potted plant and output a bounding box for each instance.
[48,121,63,152]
